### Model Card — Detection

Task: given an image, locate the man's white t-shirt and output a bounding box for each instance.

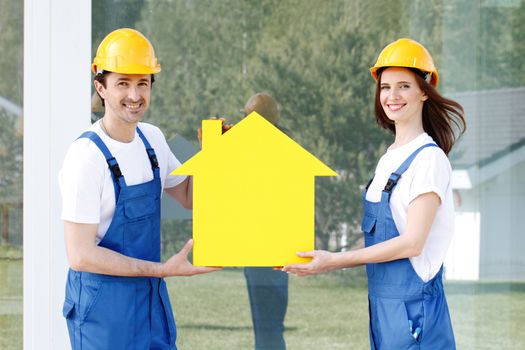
[59,121,187,244]
[365,133,454,282]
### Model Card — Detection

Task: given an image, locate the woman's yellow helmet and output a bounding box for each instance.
[370,38,439,87]
[92,28,161,75]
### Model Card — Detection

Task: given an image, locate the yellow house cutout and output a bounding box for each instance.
[171,112,338,266]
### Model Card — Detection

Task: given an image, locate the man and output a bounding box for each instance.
[59,28,217,350]
[242,93,289,350]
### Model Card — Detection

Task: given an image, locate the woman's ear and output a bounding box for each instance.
[421,93,429,102]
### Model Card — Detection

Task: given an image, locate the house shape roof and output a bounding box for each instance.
[448,87,525,189]
[449,87,525,169]
[171,112,337,266]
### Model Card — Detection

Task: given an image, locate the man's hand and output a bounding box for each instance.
[197,117,233,147]
[161,239,222,277]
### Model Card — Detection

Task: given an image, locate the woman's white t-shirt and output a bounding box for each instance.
[59,121,187,244]
[365,133,454,282]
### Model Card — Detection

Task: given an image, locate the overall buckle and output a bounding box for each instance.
[384,173,400,193]
[146,149,159,169]
[107,158,123,179]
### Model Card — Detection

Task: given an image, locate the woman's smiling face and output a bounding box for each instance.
[379,67,428,126]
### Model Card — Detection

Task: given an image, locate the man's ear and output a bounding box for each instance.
[94,80,106,99]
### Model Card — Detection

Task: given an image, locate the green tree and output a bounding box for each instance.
[0,0,24,247]
[0,110,22,205]
[135,0,267,140]
[92,0,146,57]
[242,0,394,250]
[0,0,23,105]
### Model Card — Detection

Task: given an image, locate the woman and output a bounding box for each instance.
[283,38,466,349]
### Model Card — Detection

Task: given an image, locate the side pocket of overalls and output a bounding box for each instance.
[159,279,177,346]
[63,299,77,347]
[368,296,380,349]
[372,297,421,349]
[361,214,377,277]
[78,278,104,323]
[404,298,424,344]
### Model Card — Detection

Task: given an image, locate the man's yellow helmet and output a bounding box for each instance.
[370,38,439,87]
[92,28,161,75]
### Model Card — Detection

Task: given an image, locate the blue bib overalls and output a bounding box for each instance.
[63,128,177,350]
[362,144,455,350]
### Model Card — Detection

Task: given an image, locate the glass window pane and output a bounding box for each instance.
[0,0,24,349]
[90,1,525,348]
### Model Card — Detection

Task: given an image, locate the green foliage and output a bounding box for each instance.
[0,0,23,105]
[478,4,525,89]
[0,244,23,260]
[0,0,23,203]
[245,2,392,249]
[135,0,256,140]
[0,1,23,248]
[0,260,23,350]
[92,0,146,56]
[0,110,23,205]
[161,219,193,259]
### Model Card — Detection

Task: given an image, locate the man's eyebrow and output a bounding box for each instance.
[115,77,150,83]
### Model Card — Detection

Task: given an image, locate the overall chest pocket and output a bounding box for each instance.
[123,195,157,220]
[123,196,160,261]
[362,214,377,242]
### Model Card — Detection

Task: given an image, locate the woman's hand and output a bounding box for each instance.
[281,250,341,276]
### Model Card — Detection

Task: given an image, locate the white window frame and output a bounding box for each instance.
[24,1,91,349]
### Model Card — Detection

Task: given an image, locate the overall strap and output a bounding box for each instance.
[383,143,438,193]
[77,131,127,202]
[136,127,160,179]
[365,177,374,191]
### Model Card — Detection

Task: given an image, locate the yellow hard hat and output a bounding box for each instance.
[92,28,161,74]
[370,38,439,87]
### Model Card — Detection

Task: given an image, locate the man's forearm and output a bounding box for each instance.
[69,244,164,277]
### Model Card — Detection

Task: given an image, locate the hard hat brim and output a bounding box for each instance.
[92,63,161,75]
[369,65,439,87]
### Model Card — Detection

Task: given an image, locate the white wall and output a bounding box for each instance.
[446,180,482,281]
[479,159,525,280]
[24,1,91,349]
[445,211,480,280]
[449,157,525,281]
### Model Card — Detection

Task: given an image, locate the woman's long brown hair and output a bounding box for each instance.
[374,68,466,155]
